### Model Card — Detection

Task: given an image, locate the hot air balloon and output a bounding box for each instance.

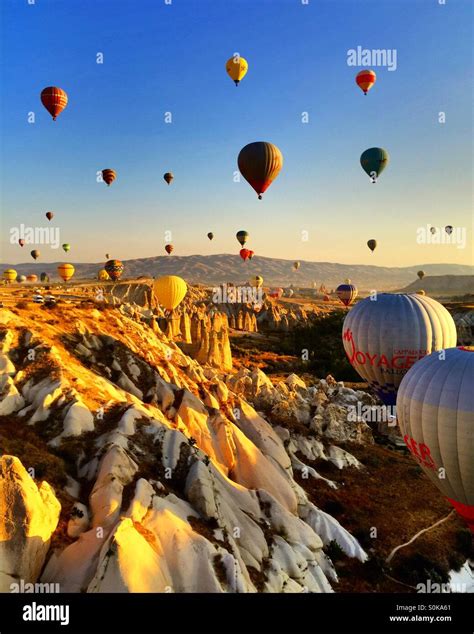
[104,259,124,281]
[360,148,389,183]
[238,142,283,199]
[62,243,71,253]
[17,275,26,283]
[269,288,284,299]
[251,275,263,288]
[165,244,174,255]
[40,272,50,283]
[46,212,54,221]
[417,290,426,295]
[3,269,17,283]
[19,239,25,247]
[336,282,358,307]
[287,289,294,298]
[31,250,40,260]
[248,250,255,260]
[342,293,457,406]
[163,172,174,185]
[207,232,214,241]
[98,269,110,281]
[102,169,116,186]
[355,69,376,95]
[105,253,110,260]
[367,239,377,253]
[417,270,425,280]
[445,225,453,235]
[236,231,249,246]
[40,87,68,121]
[153,275,187,311]
[225,55,248,86]
[430,226,437,235]
[293,261,300,271]
[26,275,38,283]
[57,263,75,282]
[323,294,330,302]
[397,347,474,531]
[239,248,251,261]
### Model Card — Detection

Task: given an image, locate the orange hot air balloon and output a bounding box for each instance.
[248,250,254,260]
[165,244,174,255]
[102,169,116,186]
[40,87,68,120]
[355,70,376,95]
[26,274,38,283]
[238,142,283,199]
[19,239,25,247]
[46,212,54,221]
[239,248,251,261]
[57,263,75,282]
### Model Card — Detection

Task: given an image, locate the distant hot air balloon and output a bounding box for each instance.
[360,148,389,183]
[293,261,300,271]
[397,347,474,531]
[105,259,124,281]
[355,69,376,95]
[236,231,249,246]
[102,169,116,186]
[430,226,437,235]
[26,275,38,283]
[40,272,50,283]
[367,239,377,252]
[31,250,40,260]
[248,250,254,260]
[207,232,214,241]
[163,172,174,185]
[165,244,174,255]
[287,289,294,298]
[238,142,283,199]
[239,248,251,261]
[3,269,17,283]
[98,269,110,281]
[417,270,425,280]
[417,290,426,295]
[251,275,263,288]
[323,294,330,302]
[19,239,25,247]
[342,293,457,406]
[336,283,358,307]
[57,263,75,282]
[17,275,26,283]
[105,253,110,260]
[225,55,248,86]
[153,275,187,311]
[62,243,71,253]
[269,288,284,299]
[46,212,54,221]
[40,87,68,121]
[445,225,453,235]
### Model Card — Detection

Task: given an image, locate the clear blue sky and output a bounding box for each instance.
[1,0,472,267]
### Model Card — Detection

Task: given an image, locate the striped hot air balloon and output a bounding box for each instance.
[102,169,116,186]
[342,294,457,405]
[40,87,68,120]
[336,282,358,307]
[238,142,283,199]
[57,263,75,282]
[355,70,376,95]
[104,259,124,281]
[397,347,474,531]
[153,275,187,311]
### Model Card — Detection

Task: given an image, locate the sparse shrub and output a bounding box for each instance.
[15,301,29,309]
[325,539,345,562]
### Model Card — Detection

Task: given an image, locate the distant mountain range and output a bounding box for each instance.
[399,275,474,296]
[3,254,473,291]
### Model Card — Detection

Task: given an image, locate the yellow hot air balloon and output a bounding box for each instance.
[98,269,110,281]
[3,269,17,283]
[226,54,248,86]
[251,275,263,288]
[153,275,187,311]
[58,263,75,282]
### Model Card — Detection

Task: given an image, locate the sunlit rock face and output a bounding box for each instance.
[0,456,61,592]
[0,304,370,594]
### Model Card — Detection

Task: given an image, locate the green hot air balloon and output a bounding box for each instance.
[62,243,71,253]
[367,239,377,252]
[360,148,389,183]
[236,230,249,247]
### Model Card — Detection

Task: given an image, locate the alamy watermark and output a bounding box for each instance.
[416,225,466,249]
[10,224,60,249]
[347,46,397,71]
[347,403,397,426]
[212,283,263,305]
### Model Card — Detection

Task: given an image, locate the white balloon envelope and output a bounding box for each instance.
[397,347,474,531]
